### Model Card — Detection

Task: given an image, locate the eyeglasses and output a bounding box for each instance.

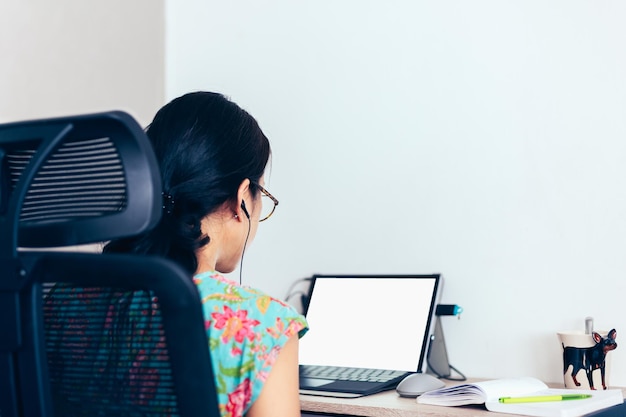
[253,182,279,222]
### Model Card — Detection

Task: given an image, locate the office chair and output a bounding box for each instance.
[0,112,220,417]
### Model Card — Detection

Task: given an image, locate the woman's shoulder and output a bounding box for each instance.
[193,270,282,301]
[193,271,306,326]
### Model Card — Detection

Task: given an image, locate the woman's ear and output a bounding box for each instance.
[235,179,251,221]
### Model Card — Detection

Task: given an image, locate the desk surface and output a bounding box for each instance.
[300,380,626,417]
[301,388,497,417]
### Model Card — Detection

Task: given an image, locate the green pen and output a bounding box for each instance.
[499,394,592,404]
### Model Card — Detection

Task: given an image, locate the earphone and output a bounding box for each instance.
[240,200,250,219]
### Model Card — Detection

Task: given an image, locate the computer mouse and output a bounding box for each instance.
[395,373,446,398]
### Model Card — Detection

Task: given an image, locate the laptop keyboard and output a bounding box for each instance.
[300,365,407,383]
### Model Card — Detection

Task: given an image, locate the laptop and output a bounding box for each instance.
[298,273,442,398]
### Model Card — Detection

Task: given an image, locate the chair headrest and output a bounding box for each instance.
[0,111,162,250]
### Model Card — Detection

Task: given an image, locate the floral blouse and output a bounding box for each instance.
[195,271,308,416]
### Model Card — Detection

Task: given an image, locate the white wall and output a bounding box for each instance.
[0,0,165,126]
[167,1,626,385]
[1,0,165,254]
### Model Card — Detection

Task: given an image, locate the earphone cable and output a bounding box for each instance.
[238,215,251,286]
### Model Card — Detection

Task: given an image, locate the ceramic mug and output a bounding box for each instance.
[557,329,617,390]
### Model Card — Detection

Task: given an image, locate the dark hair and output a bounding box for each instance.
[104,91,271,274]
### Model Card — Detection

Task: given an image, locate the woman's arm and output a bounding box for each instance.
[246,335,301,417]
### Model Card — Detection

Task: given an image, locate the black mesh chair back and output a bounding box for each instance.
[38,252,218,417]
[0,112,219,417]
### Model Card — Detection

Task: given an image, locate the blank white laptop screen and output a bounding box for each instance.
[299,274,440,372]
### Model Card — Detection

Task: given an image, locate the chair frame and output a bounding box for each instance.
[0,112,220,417]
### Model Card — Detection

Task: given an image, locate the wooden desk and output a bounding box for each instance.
[301,388,498,417]
[300,381,626,417]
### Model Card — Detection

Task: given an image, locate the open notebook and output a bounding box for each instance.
[299,274,441,397]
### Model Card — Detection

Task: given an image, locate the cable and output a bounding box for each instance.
[284,277,313,314]
[284,277,312,300]
[285,290,308,303]
[427,358,466,381]
[426,357,467,381]
[446,365,467,381]
[238,215,251,286]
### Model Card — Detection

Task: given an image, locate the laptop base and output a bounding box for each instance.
[299,376,402,398]
[299,390,365,398]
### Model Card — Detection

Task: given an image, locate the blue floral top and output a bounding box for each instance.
[195,271,308,416]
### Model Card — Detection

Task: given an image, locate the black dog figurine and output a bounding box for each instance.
[562,329,617,390]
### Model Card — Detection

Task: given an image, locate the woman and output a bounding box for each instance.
[106,91,309,416]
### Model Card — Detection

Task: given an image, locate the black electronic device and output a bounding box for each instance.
[426,304,465,380]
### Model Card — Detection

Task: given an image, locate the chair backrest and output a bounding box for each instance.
[0,111,161,251]
[0,112,219,417]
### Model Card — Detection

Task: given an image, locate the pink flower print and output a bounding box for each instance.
[211,272,233,285]
[225,379,252,417]
[256,370,270,383]
[211,306,260,344]
[250,343,265,355]
[285,319,302,338]
[261,346,281,368]
[231,346,243,356]
[266,317,285,339]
